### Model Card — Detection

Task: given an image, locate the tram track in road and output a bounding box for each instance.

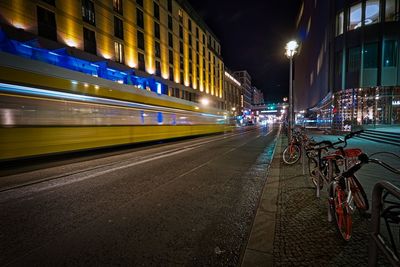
[0,126,278,266]
[0,127,267,194]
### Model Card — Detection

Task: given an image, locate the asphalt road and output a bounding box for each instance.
[0,126,278,266]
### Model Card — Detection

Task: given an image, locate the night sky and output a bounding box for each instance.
[187,0,301,103]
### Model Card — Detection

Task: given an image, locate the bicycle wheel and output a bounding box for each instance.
[349,175,369,211]
[308,157,323,190]
[282,144,301,165]
[331,182,352,241]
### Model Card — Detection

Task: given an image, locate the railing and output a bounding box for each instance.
[368,181,400,267]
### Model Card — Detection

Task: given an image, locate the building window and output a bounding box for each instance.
[348,46,361,72]
[114,16,124,40]
[137,31,144,50]
[41,0,55,6]
[137,8,144,29]
[189,50,192,61]
[385,0,399,21]
[178,9,183,23]
[363,42,378,68]
[179,25,183,39]
[180,56,184,70]
[155,60,161,76]
[154,22,160,39]
[154,2,160,20]
[365,0,380,25]
[169,49,174,64]
[167,0,172,12]
[168,32,173,48]
[169,66,174,81]
[82,0,95,25]
[168,15,173,30]
[138,52,145,71]
[180,72,184,84]
[202,34,205,44]
[113,0,123,14]
[188,35,192,47]
[188,19,192,31]
[155,41,161,58]
[114,41,124,63]
[83,27,96,54]
[196,41,199,52]
[179,41,183,54]
[136,0,143,7]
[336,11,344,36]
[348,2,362,30]
[196,27,199,39]
[383,40,397,67]
[37,6,57,41]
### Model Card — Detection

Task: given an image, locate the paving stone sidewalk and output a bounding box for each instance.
[242,134,391,266]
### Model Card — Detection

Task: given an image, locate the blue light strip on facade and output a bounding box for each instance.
[0,29,166,96]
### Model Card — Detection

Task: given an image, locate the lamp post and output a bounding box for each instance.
[285,40,298,141]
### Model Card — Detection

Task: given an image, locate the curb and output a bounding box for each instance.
[241,132,283,266]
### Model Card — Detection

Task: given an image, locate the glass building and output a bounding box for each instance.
[295,0,400,131]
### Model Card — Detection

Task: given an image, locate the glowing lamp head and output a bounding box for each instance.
[285,40,299,58]
[200,98,210,106]
[127,62,136,68]
[65,39,77,48]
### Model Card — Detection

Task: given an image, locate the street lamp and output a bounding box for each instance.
[285,40,298,140]
[200,97,210,106]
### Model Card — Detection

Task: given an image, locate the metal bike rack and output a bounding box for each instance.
[368,181,400,267]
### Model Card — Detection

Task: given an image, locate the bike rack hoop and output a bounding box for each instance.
[369,181,400,267]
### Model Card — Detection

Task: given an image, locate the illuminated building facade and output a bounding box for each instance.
[223,69,242,117]
[0,0,224,109]
[251,86,264,106]
[295,0,400,131]
[233,70,252,112]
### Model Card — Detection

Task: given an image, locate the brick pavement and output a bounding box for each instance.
[242,132,395,266]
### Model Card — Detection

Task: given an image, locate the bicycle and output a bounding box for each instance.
[337,152,400,246]
[282,128,315,165]
[306,130,369,241]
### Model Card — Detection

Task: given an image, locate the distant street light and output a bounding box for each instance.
[200,98,210,106]
[285,40,298,140]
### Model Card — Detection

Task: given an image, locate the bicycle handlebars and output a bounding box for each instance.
[342,153,400,178]
[307,130,364,152]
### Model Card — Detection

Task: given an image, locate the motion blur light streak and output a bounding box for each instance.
[0,82,223,117]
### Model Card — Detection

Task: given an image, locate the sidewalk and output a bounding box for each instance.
[241,132,399,266]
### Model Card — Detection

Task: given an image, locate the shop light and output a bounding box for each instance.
[200,98,210,106]
[156,83,162,94]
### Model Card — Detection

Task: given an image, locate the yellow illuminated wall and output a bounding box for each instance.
[0,0,225,108]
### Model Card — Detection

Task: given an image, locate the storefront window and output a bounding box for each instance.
[363,42,378,68]
[348,2,362,30]
[348,46,361,72]
[383,40,397,67]
[385,0,399,21]
[336,11,344,36]
[365,0,380,25]
[393,88,400,124]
